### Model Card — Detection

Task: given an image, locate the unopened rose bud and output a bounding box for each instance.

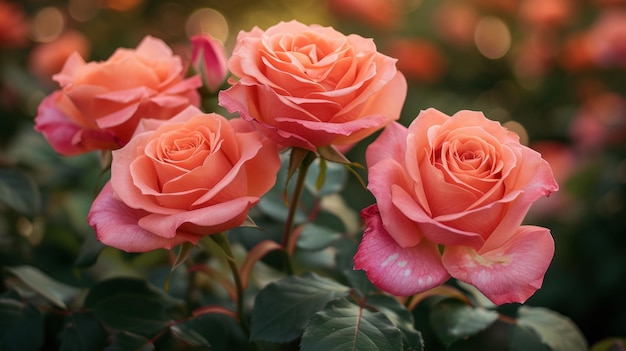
[191,34,228,93]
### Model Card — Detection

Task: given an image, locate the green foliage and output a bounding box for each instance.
[301,297,403,351]
[0,298,44,351]
[5,265,79,309]
[0,169,40,217]
[429,298,499,346]
[2,0,625,349]
[510,306,588,351]
[250,272,351,342]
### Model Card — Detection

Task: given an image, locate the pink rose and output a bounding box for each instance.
[87,106,281,252]
[35,35,202,155]
[354,108,558,304]
[219,20,407,151]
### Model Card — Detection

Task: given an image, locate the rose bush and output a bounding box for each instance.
[87,106,281,252]
[34,35,202,155]
[354,108,559,304]
[218,20,407,151]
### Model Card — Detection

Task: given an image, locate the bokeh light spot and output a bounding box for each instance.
[68,0,99,22]
[474,16,511,59]
[31,7,65,43]
[185,8,228,43]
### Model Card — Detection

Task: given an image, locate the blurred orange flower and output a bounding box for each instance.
[385,38,446,83]
[29,30,91,86]
[327,0,403,31]
[0,0,29,49]
[434,1,479,49]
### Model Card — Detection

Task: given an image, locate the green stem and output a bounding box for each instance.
[281,151,315,275]
[211,232,249,334]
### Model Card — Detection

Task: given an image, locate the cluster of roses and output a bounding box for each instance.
[34,20,558,305]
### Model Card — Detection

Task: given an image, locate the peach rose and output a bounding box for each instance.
[35,35,202,155]
[354,108,558,304]
[87,106,280,252]
[219,20,407,151]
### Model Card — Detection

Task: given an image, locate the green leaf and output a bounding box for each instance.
[5,265,79,309]
[510,306,588,351]
[365,295,424,351]
[429,298,499,346]
[173,313,248,351]
[59,312,107,351]
[0,168,40,216]
[301,297,403,351]
[93,294,171,336]
[0,298,44,351]
[169,325,211,348]
[74,232,106,268]
[250,272,351,342]
[509,323,551,351]
[104,331,154,351]
[296,223,342,251]
[84,277,182,309]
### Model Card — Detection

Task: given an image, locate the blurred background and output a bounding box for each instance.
[0,0,625,346]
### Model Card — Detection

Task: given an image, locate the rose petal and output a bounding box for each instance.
[365,121,408,167]
[138,197,259,238]
[391,185,485,248]
[88,182,198,252]
[354,204,450,296]
[34,92,119,155]
[367,160,422,248]
[442,225,555,304]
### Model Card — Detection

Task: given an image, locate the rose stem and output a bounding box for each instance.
[280,151,316,275]
[211,232,250,335]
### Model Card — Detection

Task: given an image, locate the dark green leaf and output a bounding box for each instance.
[301,297,403,351]
[5,265,79,309]
[74,232,106,268]
[84,277,182,309]
[250,272,351,342]
[94,295,171,336]
[429,298,499,346]
[510,323,551,351]
[0,168,40,216]
[0,298,44,351]
[169,325,210,348]
[366,294,424,351]
[59,312,107,351]
[173,313,248,350]
[510,306,588,351]
[104,331,154,351]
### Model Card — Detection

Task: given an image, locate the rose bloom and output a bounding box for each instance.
[219,20,407,151]
[34,35,202,156]
[354,109,558,305]
[88,106,281,252]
